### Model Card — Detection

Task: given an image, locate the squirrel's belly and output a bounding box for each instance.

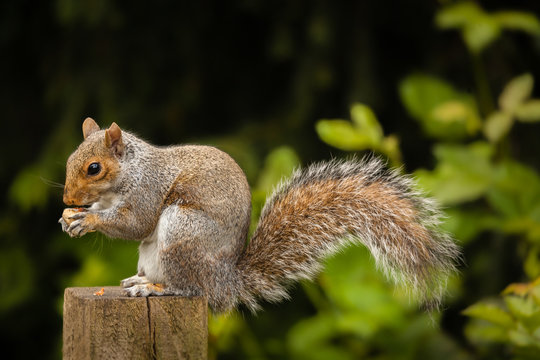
[137,206,179,284]
[138,232,165,284]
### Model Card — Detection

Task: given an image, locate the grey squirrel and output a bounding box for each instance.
[59,118,460,312]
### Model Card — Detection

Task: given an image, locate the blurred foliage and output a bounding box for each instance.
[2,0,540,359]
[435,2,540,55]
[399,74,482,140]
[316,103,402,165]
[463,278,540,359]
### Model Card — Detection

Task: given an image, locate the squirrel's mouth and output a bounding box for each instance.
[69,204,91,209]
[66,205,91,213]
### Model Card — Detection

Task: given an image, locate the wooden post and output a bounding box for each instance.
[63,287,208,360]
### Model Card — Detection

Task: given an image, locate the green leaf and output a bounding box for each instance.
[504,296,540,335]
[399,74,481,139]
[316,103,386,152]
[483,111,514,143]
[487,190,521,220]
[436,4,540,55]
[462,302,514,327]
[435,2,484,29]
[316,103,402,163]
[435,2,501,54]
[464,319,508,344]
[515,100,540,122]
[505,296,540,321]
[442,208,498,244]
[432,100,481,133]
[487,160,540,219]
[350,103,383,145]
[400,74,458,120]
[414,142,494,205]
[499,73,534,113]
[507,328,539,348]
[462,16,501,54]
[316,120,372,151]
[532,284,540,306]
[493,11,540,36]
[525,248,540,280]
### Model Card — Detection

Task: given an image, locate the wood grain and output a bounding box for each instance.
[63,287,207,360]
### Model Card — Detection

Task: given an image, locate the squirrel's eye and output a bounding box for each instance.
[87,162,101,176]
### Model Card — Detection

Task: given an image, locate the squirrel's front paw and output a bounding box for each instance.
[121,274,150,288]
[60,209,96,237]
[58,217,69,232]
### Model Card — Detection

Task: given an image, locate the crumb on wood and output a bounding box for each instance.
[93,287,105,296]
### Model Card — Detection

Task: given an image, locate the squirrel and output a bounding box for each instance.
[59,118,461,313]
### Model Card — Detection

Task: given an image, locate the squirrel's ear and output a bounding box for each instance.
[82,118,100,139]
[105,122,125,157]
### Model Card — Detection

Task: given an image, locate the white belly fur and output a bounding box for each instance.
[137,206,178,284]
[138,219,165,284]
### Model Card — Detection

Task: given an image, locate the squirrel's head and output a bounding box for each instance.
[63,118,125,207]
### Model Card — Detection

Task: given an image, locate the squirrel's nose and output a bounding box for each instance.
[63,187,75,206]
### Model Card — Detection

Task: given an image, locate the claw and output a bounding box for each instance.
[65,220,86,237]
[68,220,80,232]
[59,218,68,232]
[68,212,86,220]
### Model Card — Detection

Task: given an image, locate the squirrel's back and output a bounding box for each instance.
[162,144,252,255]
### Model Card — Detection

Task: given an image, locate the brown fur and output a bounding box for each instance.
[162,174,201,209]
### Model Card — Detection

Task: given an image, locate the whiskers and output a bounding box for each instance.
[41,176,94,200]
[40,177,65,189]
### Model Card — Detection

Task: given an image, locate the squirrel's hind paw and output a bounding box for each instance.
[124,283,168,297]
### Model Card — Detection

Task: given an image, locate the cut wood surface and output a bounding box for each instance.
[63,287,207,360]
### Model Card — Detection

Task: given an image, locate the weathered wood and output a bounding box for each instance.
[63,287,208,360]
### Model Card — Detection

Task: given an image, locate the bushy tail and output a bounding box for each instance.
[236,157,460,312]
